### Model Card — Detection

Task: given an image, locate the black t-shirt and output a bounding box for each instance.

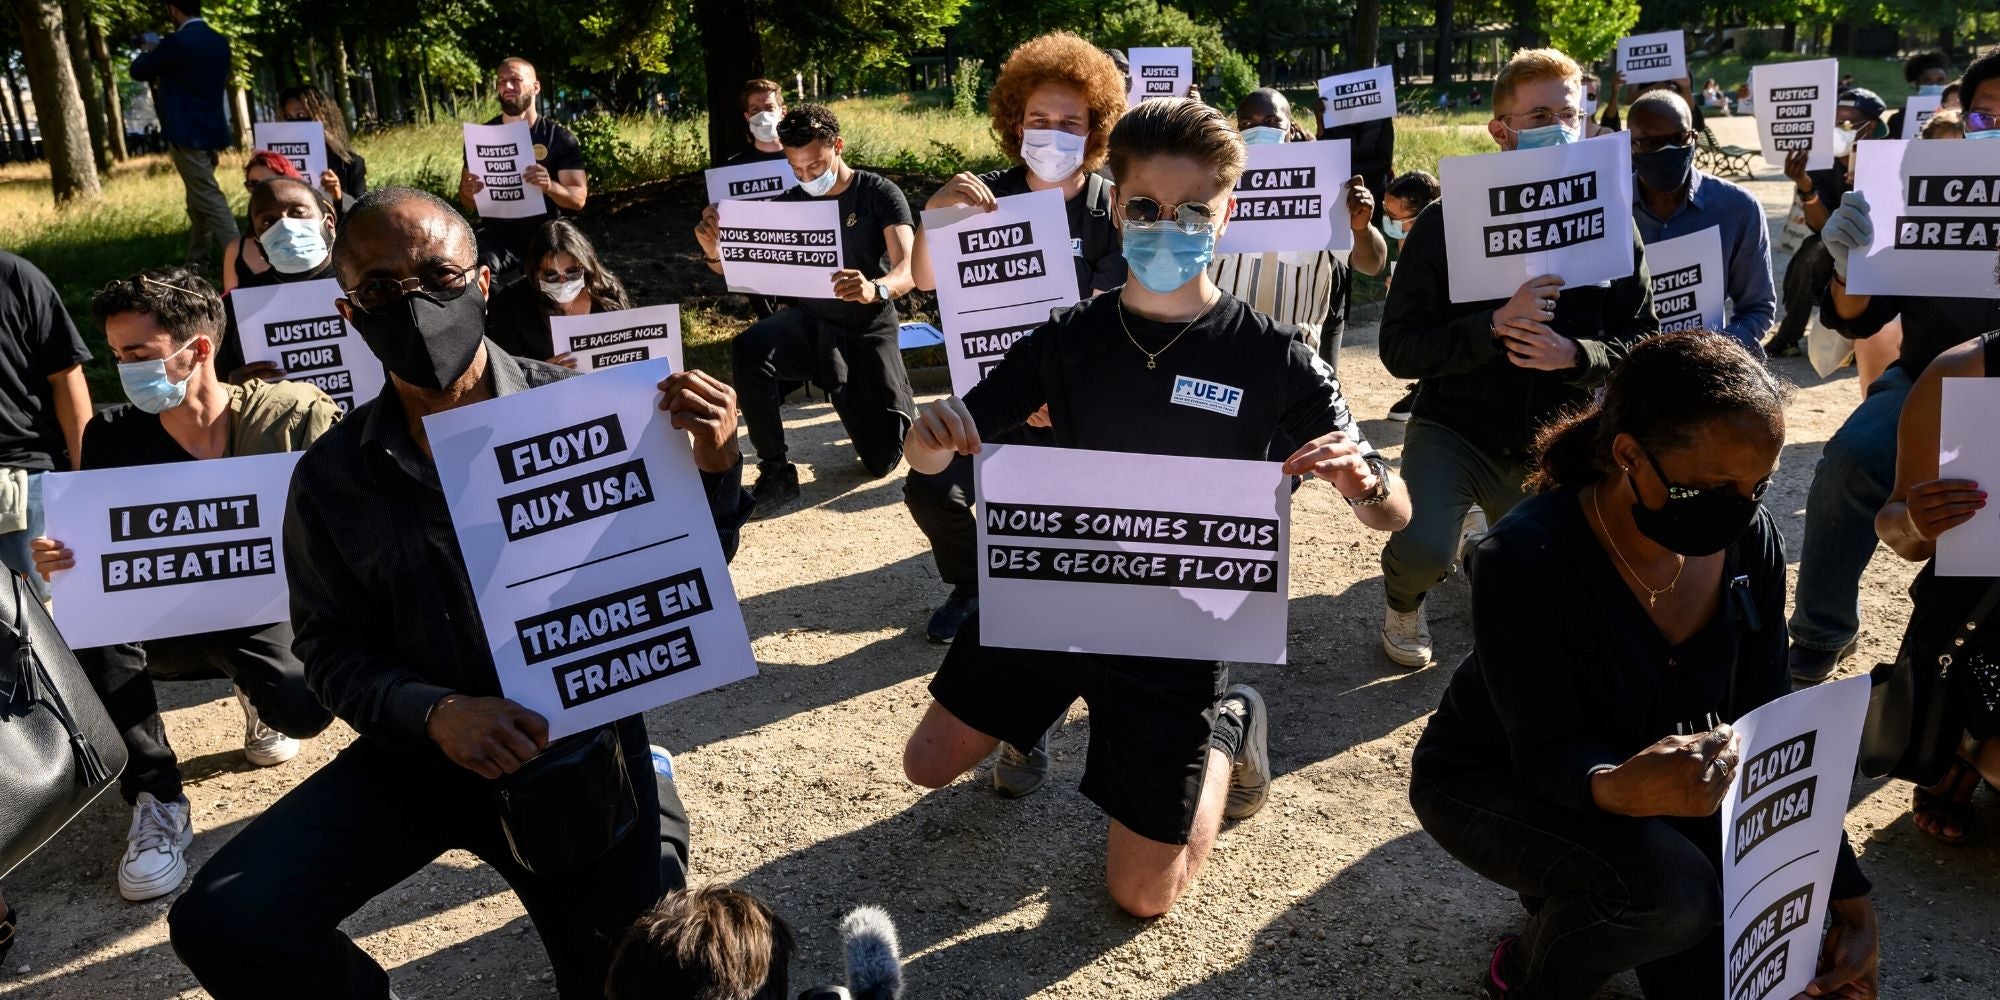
[478,114,585,224]
[962,292,1354,461]
[484,276,607,362]
[773,168,913,331]
[80,404,195,470]
[218,258,337,376]
[0,251,92,470]
[979,166,1126,297]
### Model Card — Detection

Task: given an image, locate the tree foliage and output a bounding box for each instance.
[1539,0,1639,68]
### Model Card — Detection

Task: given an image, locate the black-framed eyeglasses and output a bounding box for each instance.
[1121,196,1216,234]
[1967,110,2000,133]
[344,265,476,315]
[1630,134,1692,155]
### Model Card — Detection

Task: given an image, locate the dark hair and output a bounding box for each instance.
[777,104,840,147]
[1528,332,1787,493]
[331,186,475,283]
[604,886,793,1000]
[90,266,224,346]
[276,84,352,161]
[1905,50,1950,84]
[1386,170,1440,211]
[168,0,202,15]
[526,219,629,311]
[1107,98,1247,188]
[250,175,333,219]
[1962,49,2000,113]
[740,78,782,112]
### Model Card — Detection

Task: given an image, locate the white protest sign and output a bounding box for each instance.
[552,304,684,374]
[45,453,301,648]
[1616,30,1686,86]
[425,360,757,740]
[1846,139,2000,299]
[715,198,844,298]
[1317,66,1397,128]
[1905,95,1943,136]
[1218,139,1354,255]
[703,159,797,204]
[1127,47,1192,107]
[1936,378,2000,576]
[1438,133,1634,302]
[463,121,547,220]
[921,189,1078,395]
[228,278,385,416]
[252,120,327,184]
[974,443,1290,664]
[1751,59,1838,172]
[1643,226,1726,333]
[1720,676,1869,1000]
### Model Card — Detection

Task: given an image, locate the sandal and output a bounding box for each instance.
[1913,756,1982,846]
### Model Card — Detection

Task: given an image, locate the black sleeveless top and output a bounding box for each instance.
[232,234,268,288]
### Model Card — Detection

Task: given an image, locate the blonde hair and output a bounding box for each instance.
[1922,106,1965,139]
[988,32,1128,173]
[1494,48,1582,114]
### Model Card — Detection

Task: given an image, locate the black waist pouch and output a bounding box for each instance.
[492,725,639,876]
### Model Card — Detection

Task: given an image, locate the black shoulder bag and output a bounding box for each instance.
[1859,576,2000,784]
[492,723,639,876]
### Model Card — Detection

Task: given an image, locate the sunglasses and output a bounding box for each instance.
[343,265,476,315]
[1121,197,1217,234]
[538,267,586,284]
[1967,111,1999,133]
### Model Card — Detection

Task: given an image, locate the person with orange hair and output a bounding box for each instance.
[902,32,1128,707]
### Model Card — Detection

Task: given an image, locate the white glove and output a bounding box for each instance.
[1821,192,1872,281]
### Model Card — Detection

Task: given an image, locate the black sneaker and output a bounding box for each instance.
[1789,638,1859,688]
[925,588,977,643]
[1763,333,1803,358]
[748,462,801,520]
[1387,383,1417,422]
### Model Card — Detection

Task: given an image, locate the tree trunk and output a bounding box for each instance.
[413,55,431,123]
[695,0,764,163]
[331,29,357,124]
[88,17,126,159]
[58,0,105,171]
[10,0,100,201]
[1354,0,1380,70]
[1510,0,1537,52]
[4,60,33,160]
[0,78,20,161]
[1940,26,1955,60]
[229,82,251,149]
[1432,0,1455,86]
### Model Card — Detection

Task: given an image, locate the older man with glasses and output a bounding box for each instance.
[166,187,753,1000]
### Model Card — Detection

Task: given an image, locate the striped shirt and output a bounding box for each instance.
[1207,251,1348,354]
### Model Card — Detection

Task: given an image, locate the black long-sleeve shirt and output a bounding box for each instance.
[1819,289,2000,378]
[284,342,753,752]
[1379,202,1659,460]
[1412,487,1870,899]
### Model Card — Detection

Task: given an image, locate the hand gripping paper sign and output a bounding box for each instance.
[922,188,1079,395]
[463,120,547,220]
[716,198,844,299]
[1317,66,1397,128]
[1127,47,1192,108]
[1719,676,1868,1000]
[1751,59,1839,172]
[974,443,1290,664]
[1935,378,2000,577]
[1642,226,1726,333]
[552,303,685,374]
[425,360,757,740]
[1616,30,1687,87]
[227,278,386,415]
[1438,133,1635,303]
[44,453,302,648]
[1218,139,1354,255]
[252,120,327,184]
[1846,139,2000,299]
[703,159,798,204]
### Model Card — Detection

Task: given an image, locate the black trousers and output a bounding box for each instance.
[77,622,331,805]
[904,452,979,591]
[1773,234,1834,346]
[729,307,913,476]
[170,716,687,1000]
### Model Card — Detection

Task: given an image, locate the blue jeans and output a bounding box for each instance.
[1789,366,1913,652]
[0,471,48,603]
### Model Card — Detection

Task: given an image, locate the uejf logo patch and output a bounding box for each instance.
[1170,376,1244,417]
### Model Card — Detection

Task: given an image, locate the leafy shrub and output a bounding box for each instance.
[953,57,985,117]
[1210,48,1260,109]
[570,112,640,187]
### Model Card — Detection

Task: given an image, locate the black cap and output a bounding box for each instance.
[1838,88,1886,120]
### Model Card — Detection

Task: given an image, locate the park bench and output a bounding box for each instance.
[1697,126,1756,178]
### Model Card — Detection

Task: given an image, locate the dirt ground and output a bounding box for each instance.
[5,114,1999,1000]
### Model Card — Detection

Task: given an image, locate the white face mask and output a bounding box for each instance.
[748,110,781,142]
[798,162,839,197]
[1831,125,1857,157]
[1020,128,1087,183]
[540,276,586,305]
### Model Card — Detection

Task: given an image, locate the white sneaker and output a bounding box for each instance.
[1458,507,1490,568]
[237,689,297,767]
[1381,604,1434,668]
[118,792,192,901]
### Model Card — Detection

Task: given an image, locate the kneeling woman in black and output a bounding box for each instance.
[1409,332,1880,999]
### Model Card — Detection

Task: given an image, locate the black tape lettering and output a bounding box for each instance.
[109,494,258,542]
[1488,171,1599,216]
[1893,215,2000,249]
[101,539,276,591]
[1230,195,1323,221]
[552,626,701,708]
[957,323,1037,361]
[474,142,519,158]
[497,458,653,541]
[279,342,342,373]
[727,175,787,199]
[496,414,627,485]
[1741,732,1817,799]
[986,544,1278,592]
[1731,775,1818,863]
[1482,207,1607,256]
[984,502,1279,551]
[959,249,1047,288]
[301,370,353,394]
[1728,885,1814,993]
[591,347,649,368]
[568,324,672,352]
[1731,940,1791,1000]
[1651,262,1703,293]
[515,568,710,664]
[263,315,345,347]
[958,220,1033,255]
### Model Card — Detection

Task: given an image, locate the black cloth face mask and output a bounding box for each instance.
[1629,449,1768,557]
[1633,143,1695,194]
[349,284,488,391]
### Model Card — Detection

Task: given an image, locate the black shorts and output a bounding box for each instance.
[928,612,1226,845]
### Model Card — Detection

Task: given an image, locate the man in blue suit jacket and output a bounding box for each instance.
[130,1,238,270]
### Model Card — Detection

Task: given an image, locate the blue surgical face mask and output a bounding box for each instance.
[798,163,839,197]
[1122,223,1216,294]
[1967,129,2000,141]
[1241,125,1286,145]
[1382,216,1408,240]
[1917,84,1946,97]
[118,339,198,414]
[258,216,330,274]
[1514,122,1578,150]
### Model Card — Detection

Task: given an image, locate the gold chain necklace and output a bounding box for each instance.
[1118,290,1217,369]
[1592,482,1685,608]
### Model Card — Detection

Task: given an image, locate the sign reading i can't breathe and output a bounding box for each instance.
[1641,226,1726,333]
[425,360,757,739]
[1751,59,1839,172]
[252,120,327,184]
[921,189,1079,395]
[1126,47,1192,108]
[463,120,547,219]
[1218,139,1354,255]
[703,159,798,204]
[1719,676,1868,1000]
[1846,139,2000,298]
[1438,133,1634,302]
[43,452,302,648]
[974,443,1291,664]
[1616,30,1687,86]
[1317,66,1397,128]
[715,198,844,298]
[227,278,385,415]
[552,303,685,373]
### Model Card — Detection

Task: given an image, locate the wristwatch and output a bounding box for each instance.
[874,280,893,303]
[1345,455,1395,507]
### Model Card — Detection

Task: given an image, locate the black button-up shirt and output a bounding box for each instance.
[284,341,752,752]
